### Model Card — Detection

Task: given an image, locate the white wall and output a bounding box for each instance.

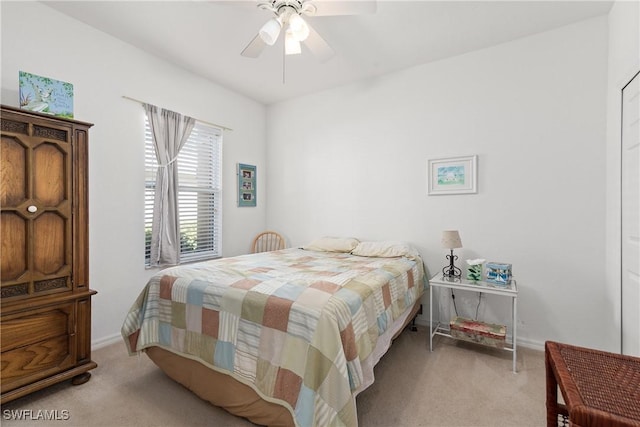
[1,2,622,353]
[266,16,610,350]
[1,2,267,346]
[605,0,640,352]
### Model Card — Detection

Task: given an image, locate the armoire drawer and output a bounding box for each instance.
[0,302,76,392]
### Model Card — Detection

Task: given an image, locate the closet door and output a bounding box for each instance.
[621,71,639,357]
[1,118,73,299]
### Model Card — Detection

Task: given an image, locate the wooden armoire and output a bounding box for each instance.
[0,105,97,403]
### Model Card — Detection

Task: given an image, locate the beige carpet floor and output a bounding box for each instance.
[1,327,546,426]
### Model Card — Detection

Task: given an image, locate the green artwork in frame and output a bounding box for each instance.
[437,165,466,186]
[19,71,74,119]
[427,155,477,195]
[238,163,256,207]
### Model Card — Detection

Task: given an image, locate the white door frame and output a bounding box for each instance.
[621,69,640,356]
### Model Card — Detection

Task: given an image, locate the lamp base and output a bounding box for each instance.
[442,250,461,279]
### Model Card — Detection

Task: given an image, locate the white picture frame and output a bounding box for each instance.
[427,155,477,195]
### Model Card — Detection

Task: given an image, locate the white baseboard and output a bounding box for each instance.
[515,336,545,352]
[92,333,123,350]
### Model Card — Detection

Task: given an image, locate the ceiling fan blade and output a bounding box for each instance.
[241,34,267,58]
[302,22,334,62]
[305,0,376,17]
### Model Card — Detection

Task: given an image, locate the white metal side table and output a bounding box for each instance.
[429,274,518,373]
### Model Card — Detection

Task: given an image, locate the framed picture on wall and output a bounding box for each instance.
[427,155,477,195]
[237,163,256,207]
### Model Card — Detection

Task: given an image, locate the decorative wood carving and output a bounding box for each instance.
[0,119,27,135]
[1,283,29,298]
[34,277,69,293]
[33,125,67,142]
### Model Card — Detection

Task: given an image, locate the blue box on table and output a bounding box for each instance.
[485,262,512,286]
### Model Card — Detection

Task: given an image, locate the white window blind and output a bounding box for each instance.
[145,118,222,265]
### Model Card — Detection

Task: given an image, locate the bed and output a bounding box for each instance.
[122,239,425,426]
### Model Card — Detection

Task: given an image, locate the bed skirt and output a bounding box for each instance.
[145,299,422,426]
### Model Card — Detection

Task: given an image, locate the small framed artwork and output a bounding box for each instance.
[237,163,256,207]
[19,71,74,119]
[427,155,477,195]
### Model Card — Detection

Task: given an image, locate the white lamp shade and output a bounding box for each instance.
[285,30,301,55]
[288,13,309,41]
[441,230,462,249]
[259,17,282,46]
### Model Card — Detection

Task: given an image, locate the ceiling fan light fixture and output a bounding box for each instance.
[288,13,309,42]
[284,29,302,55]
[259,17,282,46]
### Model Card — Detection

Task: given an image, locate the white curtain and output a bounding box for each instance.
[144,103,196,266]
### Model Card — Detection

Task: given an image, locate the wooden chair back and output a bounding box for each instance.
[251,231,285,253]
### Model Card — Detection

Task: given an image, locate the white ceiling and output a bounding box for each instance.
[45,0,613,105]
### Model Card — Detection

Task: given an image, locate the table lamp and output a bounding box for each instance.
[441,230,462,279]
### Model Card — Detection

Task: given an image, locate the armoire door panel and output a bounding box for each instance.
[0,135,28,207]
[0,211,28,281]
[33,211,69,275]
[32,141,69,207]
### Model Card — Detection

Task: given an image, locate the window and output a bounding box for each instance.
[145,118,222,265]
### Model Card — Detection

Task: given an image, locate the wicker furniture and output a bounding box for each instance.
[250,230,285,253]
[545,341,640,427]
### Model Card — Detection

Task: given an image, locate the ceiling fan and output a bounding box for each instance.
[241,0,376,62]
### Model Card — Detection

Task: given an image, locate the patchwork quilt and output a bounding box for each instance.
[122,248,425,427]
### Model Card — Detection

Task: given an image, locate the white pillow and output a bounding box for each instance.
[303,237,360,253]
[351,241,420,259]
